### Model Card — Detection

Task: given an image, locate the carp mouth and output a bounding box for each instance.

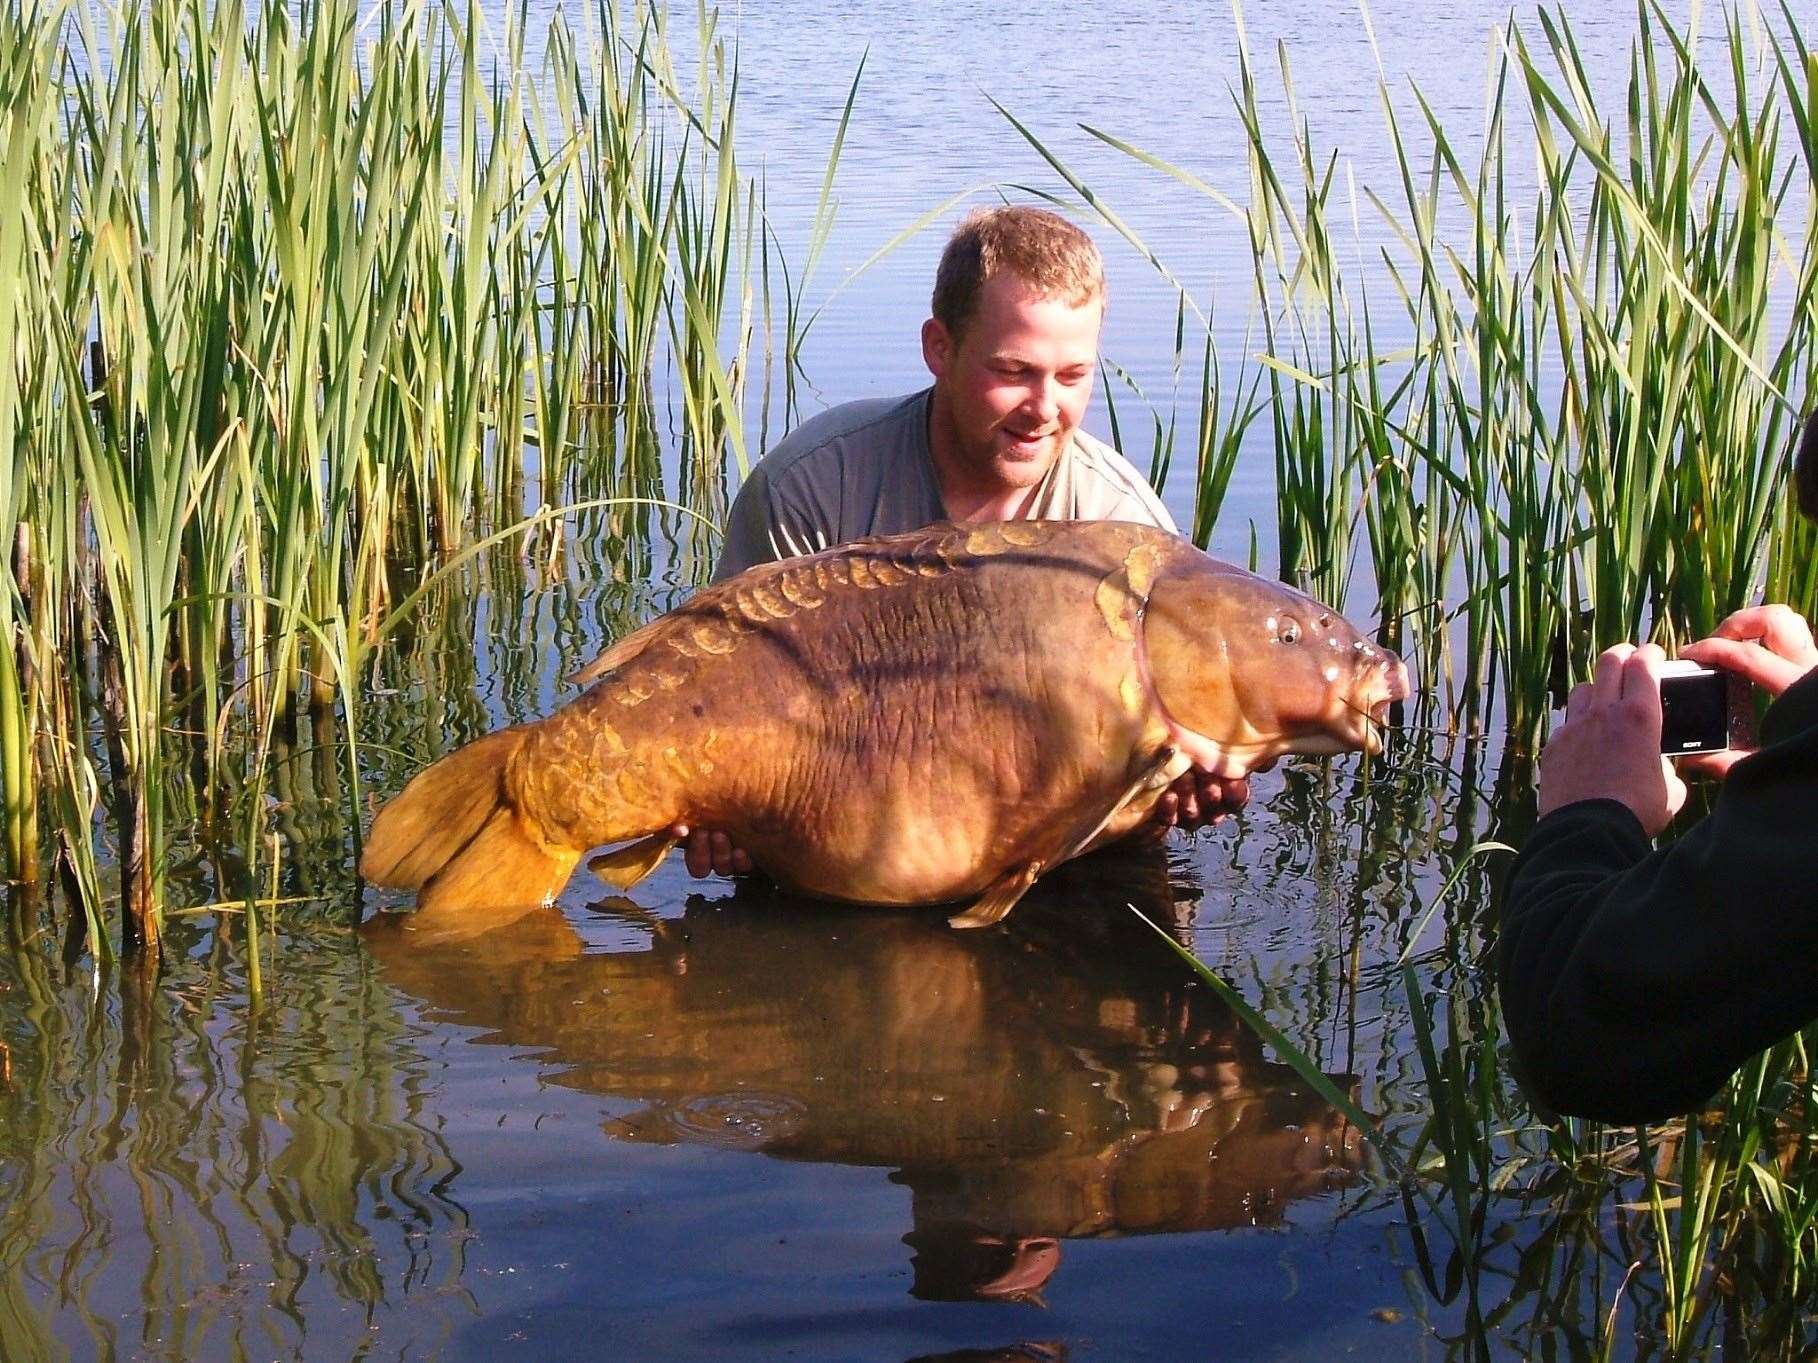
[1348,654,1412,754]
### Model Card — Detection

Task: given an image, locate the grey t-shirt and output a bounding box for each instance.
[713,388,1177,580]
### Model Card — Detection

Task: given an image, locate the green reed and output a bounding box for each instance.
[1152,720,1818,1359]
[0,0,852,955]
[1024,0,1815,751]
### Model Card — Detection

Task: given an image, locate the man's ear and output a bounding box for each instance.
[921,317,952,379]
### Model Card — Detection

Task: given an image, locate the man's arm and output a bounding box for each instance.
[1499,623,1818,1123]
[713,465,780,582]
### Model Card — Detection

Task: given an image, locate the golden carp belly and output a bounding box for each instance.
[361,519,1407,930]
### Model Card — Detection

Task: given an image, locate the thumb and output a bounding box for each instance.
[1661,757,1688,817]
[1677,748,1750,781]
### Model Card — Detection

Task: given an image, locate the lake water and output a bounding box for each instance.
[0,1,1803,1358]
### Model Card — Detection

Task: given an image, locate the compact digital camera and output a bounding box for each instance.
[1657,659,1751,755]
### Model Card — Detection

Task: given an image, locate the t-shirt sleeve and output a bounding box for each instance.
[713,466,779,581]
[1496,673,1818,1123]
[1117,484,1177,534]
[712,462,837,582]
[1064,434,1178,534]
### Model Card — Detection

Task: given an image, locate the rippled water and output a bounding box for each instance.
[2,676,1538,1361]
[1,824,1446,1360]
[0,1,1794,1358]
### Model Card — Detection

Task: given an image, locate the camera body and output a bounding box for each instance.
[1657,659,1751,755]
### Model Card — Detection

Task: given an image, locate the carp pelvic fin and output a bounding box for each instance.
[949,861,1044,930]
[589,835,679,891]
[417,807,581,915]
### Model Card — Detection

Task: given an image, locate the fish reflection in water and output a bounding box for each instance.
[364,845,1362,1304]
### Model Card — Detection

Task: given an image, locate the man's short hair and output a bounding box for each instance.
[931,205,1105,339]
[1797,409,1818,521]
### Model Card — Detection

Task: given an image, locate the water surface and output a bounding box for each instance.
[3,1,1802,1357]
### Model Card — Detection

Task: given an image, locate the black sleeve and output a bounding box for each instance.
[1496,671,1818,1124]
[713,465,781,582]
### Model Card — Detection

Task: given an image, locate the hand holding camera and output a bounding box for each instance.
[1539,643,1688,836]
[1674,605,1818,779]
[1536,607,1818,835]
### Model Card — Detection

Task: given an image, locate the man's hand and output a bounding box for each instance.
[1537,643,1686,837]
[1147,767,1252,833]
[1676,604,1818,780]
[668,823,755,879]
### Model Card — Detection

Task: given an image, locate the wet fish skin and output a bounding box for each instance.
[360,520,1407,926]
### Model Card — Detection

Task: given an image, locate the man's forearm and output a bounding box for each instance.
[1500,737,1818,1122]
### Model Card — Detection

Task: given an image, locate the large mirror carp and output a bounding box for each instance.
[361,520,1408,927]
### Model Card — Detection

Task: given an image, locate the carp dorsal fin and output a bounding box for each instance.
[566,617,668,689]
[589,834,679,890]
[948,861,1045,930]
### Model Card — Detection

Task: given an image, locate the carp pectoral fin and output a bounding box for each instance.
[1059,745,1186,860]
[949,862,1045,930]
[947,747,1186,931]
[589,835,678,890]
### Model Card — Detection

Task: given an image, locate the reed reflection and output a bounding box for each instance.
[0,926,474,1362]
[365,846,1363,1303]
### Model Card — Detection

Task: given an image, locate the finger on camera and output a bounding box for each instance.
[1679,635,1804,696]
[1622,645,1667,713]
[1593,644,1634,701]
[1706,604,1817,660]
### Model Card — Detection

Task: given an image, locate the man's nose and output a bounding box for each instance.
[1027,377,1060,422]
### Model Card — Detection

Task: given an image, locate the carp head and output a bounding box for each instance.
[1140,561,1410,774]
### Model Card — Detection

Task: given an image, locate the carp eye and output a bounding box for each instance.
[1275,618,1302,645]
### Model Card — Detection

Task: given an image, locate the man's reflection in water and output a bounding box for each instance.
[364,844,1362,1304]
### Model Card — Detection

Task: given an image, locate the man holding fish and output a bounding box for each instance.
[359,209,1408,929]
[673,204,1250,880]
[1499,412,1818,1122]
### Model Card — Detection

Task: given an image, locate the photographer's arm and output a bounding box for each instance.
[1498,654,1818,1124]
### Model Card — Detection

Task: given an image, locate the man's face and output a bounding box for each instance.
[922,273,1102,492]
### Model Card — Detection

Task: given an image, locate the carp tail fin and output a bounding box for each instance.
[361,727,580,913]
[589,834,679,890]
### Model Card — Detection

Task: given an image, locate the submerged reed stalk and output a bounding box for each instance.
[1,0,804,954]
